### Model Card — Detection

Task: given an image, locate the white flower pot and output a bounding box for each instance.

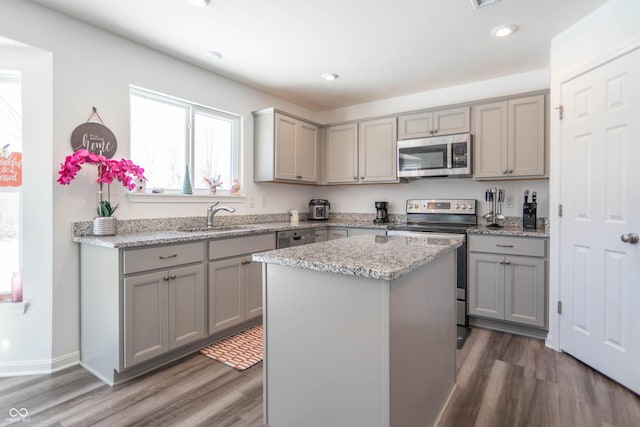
[93,216,117,236]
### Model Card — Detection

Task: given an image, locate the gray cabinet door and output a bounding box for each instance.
[468,252,504,320]
[507,95,545,178]
[326,123,358,183]
[168,264,206,349]
[358,117,397,183]
[274,113,299,181]
[347,228,387,236]
[124,271,169,368]
[472,101,508,178]
[504,256,546,327]
[208,257,244,334]
[328,228,349,240]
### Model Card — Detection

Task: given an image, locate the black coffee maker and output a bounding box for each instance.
[522,190,537,229]
[374,201,388,223]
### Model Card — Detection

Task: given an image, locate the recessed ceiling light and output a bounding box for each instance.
[206,50,223,61]
[470,0,501,9]
[186,0,211,7]
[492,25,517,38]
[321,73,339,81]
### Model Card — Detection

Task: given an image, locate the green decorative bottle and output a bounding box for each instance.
[182,164,193,194]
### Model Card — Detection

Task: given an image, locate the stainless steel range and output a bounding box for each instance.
[388,199,477,348]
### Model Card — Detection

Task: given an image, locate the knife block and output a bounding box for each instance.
[522,203,537,229]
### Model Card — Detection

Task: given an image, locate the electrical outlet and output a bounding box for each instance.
[506,194,513,208]
[248,197,255,208]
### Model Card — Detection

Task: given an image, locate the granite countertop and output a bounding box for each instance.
[467,225,549,238]
[72,219,393,249]
[252,234,463,281]
[71,213,549,249]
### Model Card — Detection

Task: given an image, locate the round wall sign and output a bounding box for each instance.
[70,122,118,159]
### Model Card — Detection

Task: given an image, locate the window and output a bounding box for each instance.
[0,71,22,300]
[129,86,241,194]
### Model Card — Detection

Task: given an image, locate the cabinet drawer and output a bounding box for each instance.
[123,242,204,275]
[209,233,276,260]
[468,235,546,257]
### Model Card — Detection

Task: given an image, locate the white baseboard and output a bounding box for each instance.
[0,351,80,377]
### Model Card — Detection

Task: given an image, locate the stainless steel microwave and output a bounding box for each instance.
[397,133,472,178]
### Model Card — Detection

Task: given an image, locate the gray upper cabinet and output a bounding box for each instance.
[326,123,358,184]
[326,117,397,184]
[472,94,546,179]
[397,106,470,140]
[254,109,319,183]
[358,117,398,183]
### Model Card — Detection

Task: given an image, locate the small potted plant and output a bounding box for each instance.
[57,149,145,236]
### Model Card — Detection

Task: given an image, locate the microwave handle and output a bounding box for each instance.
[447,143,452,169]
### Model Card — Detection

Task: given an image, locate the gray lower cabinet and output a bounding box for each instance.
[328,228,348,240]
[328,227,387,240]
[123,263,205,368]
[468,235,547,329]
[347,227,387,236]
[314,228,328,242]
[208,233,276,334]
[80,241,206,385]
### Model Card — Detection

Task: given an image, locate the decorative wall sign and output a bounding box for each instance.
[70,107,118,158]
[0,151,22,187]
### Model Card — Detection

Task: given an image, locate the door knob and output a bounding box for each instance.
[621,233,639,244]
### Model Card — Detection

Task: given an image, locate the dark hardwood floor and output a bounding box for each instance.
[1,327,638,426]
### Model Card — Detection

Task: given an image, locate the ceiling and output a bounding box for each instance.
[30,0,607,111]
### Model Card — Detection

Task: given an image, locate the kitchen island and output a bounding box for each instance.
[253,234,463,427]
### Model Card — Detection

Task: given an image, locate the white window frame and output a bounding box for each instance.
[128,86,242,200]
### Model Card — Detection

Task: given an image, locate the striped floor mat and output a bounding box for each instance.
[199,324,263,371]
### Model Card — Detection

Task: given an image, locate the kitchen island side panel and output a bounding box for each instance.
[79,244,121,385]
[389,251,456,427]
[264,264,390,427]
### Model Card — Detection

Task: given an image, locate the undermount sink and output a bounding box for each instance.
[177,225,257,233]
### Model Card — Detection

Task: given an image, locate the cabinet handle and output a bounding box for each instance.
[159,254,178,260]
[242,260,251,265]
[503,260,511,265]
[353,177,358,180]
[169,275,176,280]
[507,169,513,174]
[433,129,438,134]
[496,244,514,248]
[163,275,170,281]
[360,176,365,180]
[502,170,508,174]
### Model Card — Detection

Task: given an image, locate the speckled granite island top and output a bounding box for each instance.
[252,234,463,281]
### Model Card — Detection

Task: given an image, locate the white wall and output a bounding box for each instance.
[0,44,54,375]
[311,178,549,219]
[547,0,640,350]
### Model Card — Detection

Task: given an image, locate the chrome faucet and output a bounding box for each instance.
[207,201,236,227]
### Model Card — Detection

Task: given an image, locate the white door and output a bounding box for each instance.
[559,48,640,393]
